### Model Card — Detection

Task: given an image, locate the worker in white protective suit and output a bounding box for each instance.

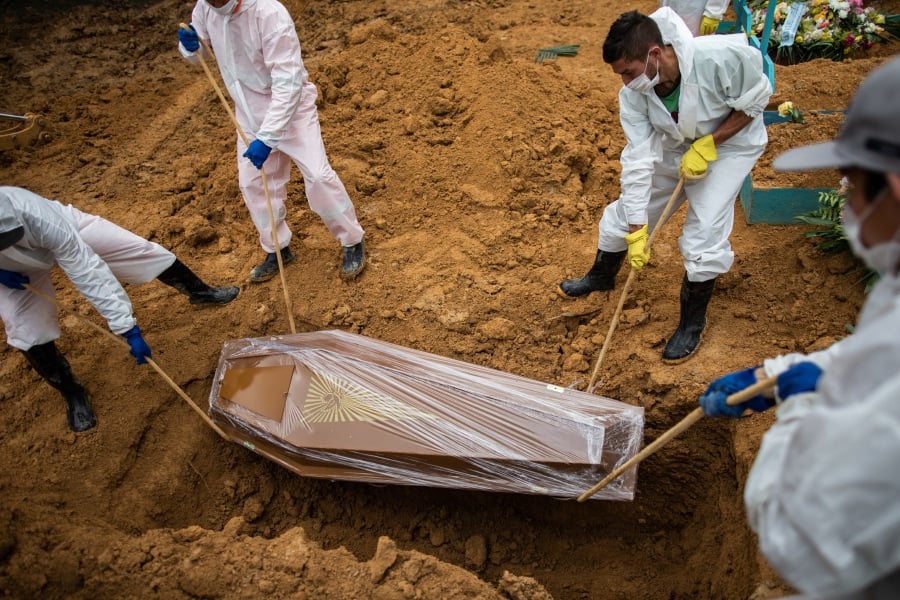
[697,56,900,598]
[0,186,239,433]
[661,0,730,35]
[557,7,771,363]
[177,0,366,283]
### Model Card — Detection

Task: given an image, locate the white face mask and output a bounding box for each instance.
[841,188,900,275]
[210,0,238,16]
[626,51,660,95]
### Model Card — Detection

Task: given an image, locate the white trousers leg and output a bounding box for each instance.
[237,82,364,253]
[598,148,760,282]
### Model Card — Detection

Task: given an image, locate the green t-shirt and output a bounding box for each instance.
[660,83,680,121]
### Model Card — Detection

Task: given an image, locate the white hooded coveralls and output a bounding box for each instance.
[598,7,771,282]
[742,272,900,598]
[180,0,364,254]
[0,187,175,350]
[660,0,731,36]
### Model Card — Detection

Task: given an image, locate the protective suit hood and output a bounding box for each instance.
[203,0,255,18]
[650,6,695,82]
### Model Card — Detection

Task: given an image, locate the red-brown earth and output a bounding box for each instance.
[0,0,897,598]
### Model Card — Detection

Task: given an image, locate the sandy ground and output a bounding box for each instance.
[0,0,897,598]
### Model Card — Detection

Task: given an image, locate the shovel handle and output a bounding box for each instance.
[178,22,248,146]
[576,375,777,502]
[587,177,685,391]
[23,283,231,441]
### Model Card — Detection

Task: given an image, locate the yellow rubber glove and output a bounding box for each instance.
[624,225,651,270]
[699,16,720,35]
[680,134,718,178]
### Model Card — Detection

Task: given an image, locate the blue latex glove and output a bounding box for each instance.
[776,362,823,401]
[699,366,773,418]
[243,140,272,169]
[122,325,152,365]
[0,269,29,290]
[178,23,200,53]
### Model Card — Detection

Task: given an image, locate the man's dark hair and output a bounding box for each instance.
[0,226,24,251]
[602,10,664,64]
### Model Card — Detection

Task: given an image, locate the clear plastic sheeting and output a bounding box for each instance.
[209,330,645,501]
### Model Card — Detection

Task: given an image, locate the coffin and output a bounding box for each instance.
[208,330,644,500]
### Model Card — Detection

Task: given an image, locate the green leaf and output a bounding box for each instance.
[795,185,877,291]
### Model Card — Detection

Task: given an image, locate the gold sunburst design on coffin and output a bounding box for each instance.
[303,371,429,423]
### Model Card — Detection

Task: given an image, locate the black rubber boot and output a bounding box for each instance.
[662,275,716,363]
[158,259,239,304]
[21,341,97,433]
[249,247,295,283]
[557,250,626,298]
[341,240,365,279]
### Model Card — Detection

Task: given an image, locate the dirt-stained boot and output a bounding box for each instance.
[662,275,716,363]
[21,341,97,433]
[157,259,239,304]
[341,240,365,279]
[249,247,295,283]
[557,249,626,298]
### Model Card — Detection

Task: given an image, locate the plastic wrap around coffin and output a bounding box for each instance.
[209,330,645,500]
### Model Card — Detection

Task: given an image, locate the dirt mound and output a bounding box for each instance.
[2,511,551,599]
[0,0,897,598]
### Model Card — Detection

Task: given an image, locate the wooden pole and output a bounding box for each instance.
[576,375,777,502]
[586,177,686,391]
[179,22,296,334]
[24,283,231,441]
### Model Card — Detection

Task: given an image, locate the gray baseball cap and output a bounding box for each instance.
[774,56,900,173]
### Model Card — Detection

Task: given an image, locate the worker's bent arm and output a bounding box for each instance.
[711,110,753,147]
